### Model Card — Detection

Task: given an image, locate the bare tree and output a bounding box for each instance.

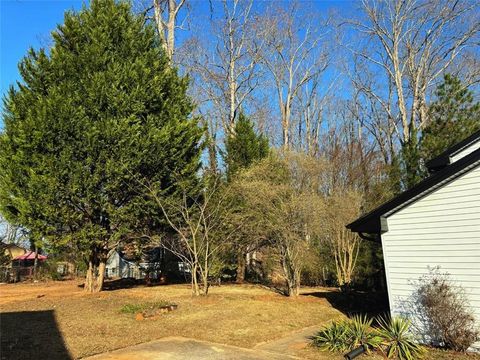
[295,75,337,155]
[180,0,260,136]
[148,181,238,296]
[322,191,362,289]
[155,0,187,61]
[139,0,187,62]
[255,2,332,148]
[348,0,480,150]
[346,55,398,166]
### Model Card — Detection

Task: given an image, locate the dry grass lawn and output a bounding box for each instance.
[0,280,343,359]
[0,280,478,360]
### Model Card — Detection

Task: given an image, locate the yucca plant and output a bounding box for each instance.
[347,314,383,352]
[312,320,350,352]
[377,316,425,360]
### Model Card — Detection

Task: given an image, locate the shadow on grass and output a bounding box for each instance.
[77,277,179,291]
[302,289,389,318]
[0,310,72,360]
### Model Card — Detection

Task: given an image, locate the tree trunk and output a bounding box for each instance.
[282,105,291,149]
[84,249,107,293]
[286,280,294,297]
[286,270,300,297]
[236,252,246,283]
[207,138,218,175]
[228,62,237,134]
[191,263,200,296]
[95,260,106,291]
[84,259,94,293]
[166,0,176,60]
[33,243,39,279]
[202,273,209,296]
[153,0,180,63]
[293,268,301,297]
[281,253,299,297]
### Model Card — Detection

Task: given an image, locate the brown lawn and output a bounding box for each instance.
[0,280,478,360]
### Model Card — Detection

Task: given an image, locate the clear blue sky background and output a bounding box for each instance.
[1,1,85,99]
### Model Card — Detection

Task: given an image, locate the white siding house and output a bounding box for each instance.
[347,130,480,349]
[105,251,146,279]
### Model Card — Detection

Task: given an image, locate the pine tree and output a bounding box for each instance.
[421,74,480,161]
[0,0,203,292]
[223,113,268,282]
[400,126,423,190]
[399,75,480,189]
[224,113,269,182]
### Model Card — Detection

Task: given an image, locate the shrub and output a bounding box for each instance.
[120,301,173,314]
[415,269,479,351]
[312,320,350,352]
[377,316,425,360]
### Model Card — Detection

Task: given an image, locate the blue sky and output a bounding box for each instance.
[1,0,354,102]
[1,1,84,98]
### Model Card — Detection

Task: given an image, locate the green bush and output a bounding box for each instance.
[377,316,425,360]
[120,301,174,314]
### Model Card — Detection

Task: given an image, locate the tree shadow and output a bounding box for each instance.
[302,289,389,318]
[0,310,72,360]
[263,284,289,296]
[77,277,173,291]
[78,274,196,291]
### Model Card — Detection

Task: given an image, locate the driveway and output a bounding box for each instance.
[84,336,299,360]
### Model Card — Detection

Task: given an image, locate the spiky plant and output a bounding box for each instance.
[312,320,350,352]
[377,316,425,360]
[348,314,383,352]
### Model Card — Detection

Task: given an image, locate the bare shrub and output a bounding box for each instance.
[415,268,479,351]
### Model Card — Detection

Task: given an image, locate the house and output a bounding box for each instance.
[1,242,27,260]
[347,130,480,349]
[105,250,150,280]
[56,261,76,277]
[105,247,189,282]
[0,244,47,282]
[11,251,47,267]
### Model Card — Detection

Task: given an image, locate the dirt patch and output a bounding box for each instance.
[0,280,84,305]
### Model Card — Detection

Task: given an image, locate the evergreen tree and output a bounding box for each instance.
[399,75,480,189]
[400,126,423,190]
[223,113,268,282]
[0,0,203,292]
[224,113,269,181]
[420,74,480,161]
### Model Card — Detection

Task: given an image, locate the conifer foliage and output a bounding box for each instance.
[400,75,480,189]
[421,74,480,161]
[224,113,269,182]
[0,0,203,292]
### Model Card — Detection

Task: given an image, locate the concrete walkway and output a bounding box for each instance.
[254,324,320,356]
[84,336,300,360]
